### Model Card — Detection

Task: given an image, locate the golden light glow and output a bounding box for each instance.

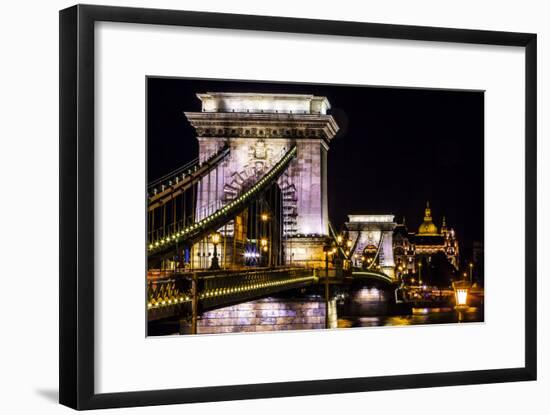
[456,289,468,306]
[260,238,268,247]
[346,240,352,248]
[417,201,439,235]
[211,232,221,245]
[336,235,343,244]
[261,213,268,222]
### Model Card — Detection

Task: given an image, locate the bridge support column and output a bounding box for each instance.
[191,273,198,335]
[185,93,340,271]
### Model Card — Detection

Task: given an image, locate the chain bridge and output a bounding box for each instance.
[147,92,400,334]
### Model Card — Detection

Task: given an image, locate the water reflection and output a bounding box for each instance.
[150,285,484,336]
[338,307,483,328]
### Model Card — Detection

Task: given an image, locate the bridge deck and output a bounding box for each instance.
[147,266,317,321]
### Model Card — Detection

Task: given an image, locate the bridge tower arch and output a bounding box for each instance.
[346,214,397,280]
[185,92,340,267]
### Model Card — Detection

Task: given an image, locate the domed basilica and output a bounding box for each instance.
[393,202,460,274]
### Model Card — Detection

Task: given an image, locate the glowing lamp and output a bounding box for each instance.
[210,232,221,270]
[452,280,471,322]
[453,280,470,307]
[211,232,221,245]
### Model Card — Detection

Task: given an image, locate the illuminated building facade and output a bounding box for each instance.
[393,202,460,274]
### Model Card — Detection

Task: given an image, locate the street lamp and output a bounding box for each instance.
[210,232,221,270]
[452,280,471,322]
[397,265,404,282]
[260,237,269,266]
[323,245,333,329]
[469,262,474,283]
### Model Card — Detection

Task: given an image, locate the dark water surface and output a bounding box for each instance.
[338,307,484,329]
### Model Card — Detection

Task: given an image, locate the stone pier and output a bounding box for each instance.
[184,93,340,268]
[180,296,336,334]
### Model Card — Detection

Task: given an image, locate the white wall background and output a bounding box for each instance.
[0,0,547,413]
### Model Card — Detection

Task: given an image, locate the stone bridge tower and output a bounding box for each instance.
[185,92,339,267]
[346,215,397,280]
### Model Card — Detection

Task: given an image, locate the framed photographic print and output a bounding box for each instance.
[59,4,537,410]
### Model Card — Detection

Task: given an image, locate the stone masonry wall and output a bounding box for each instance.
[182,297,328,334]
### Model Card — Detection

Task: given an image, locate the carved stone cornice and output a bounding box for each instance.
[184,111,339,142]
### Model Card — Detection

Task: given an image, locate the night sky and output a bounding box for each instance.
[147,77,484,251]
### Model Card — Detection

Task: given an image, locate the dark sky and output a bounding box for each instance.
[147,77,484,250]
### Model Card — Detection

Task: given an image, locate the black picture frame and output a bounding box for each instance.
[59,4,537,410]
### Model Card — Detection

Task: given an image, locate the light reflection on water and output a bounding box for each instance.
[338,308,483,328]
[153,286,484,335]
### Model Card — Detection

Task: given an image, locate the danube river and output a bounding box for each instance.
[150,286,484,336]
[338,307,484,328]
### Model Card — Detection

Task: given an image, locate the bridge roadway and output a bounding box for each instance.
[147,265,399,322]
[147,266,319,322]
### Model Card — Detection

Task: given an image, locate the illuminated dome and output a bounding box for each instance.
[418,201,439,235]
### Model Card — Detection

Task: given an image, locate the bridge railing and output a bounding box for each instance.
[147,144,229,196]
[147,266,317,320]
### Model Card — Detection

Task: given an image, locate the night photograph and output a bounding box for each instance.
[146,77,484,336]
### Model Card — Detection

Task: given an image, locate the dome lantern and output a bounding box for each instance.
[418,201,439,235]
